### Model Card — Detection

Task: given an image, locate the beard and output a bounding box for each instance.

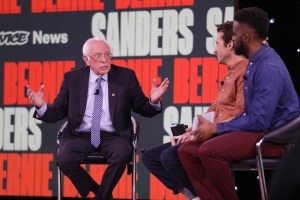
[234,38,249,58]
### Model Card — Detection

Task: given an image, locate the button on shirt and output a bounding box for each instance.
[208,59,248,124]
[217,44,300,133]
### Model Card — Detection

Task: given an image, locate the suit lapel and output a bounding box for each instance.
[108,66,118,122]
[79,67,90,116]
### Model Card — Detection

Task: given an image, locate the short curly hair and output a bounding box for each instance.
[234,7,269,40]
[216,21,233,47]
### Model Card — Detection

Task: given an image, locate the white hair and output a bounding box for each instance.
[82,37,112,55]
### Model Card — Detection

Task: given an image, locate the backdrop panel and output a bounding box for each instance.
[0,0,234,199]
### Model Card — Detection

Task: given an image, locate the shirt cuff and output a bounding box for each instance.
[36,102,47,118]
[216,123,223,135]
[149,99,161,111]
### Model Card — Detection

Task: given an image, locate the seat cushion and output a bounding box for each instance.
[83,151,108,164]
[230,158,281,171]
[261,142,286,157]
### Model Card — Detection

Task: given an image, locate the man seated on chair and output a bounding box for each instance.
[178,7,300,200]
[142,21,248,200]
[26,37,169,200]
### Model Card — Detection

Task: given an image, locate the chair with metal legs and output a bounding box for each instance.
[57,116,140,200]
[230,115,300,200]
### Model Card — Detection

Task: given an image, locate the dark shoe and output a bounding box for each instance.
[94,194,113,200]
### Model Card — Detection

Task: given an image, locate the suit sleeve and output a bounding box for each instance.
[129,70,161,117]
[34,74,69,123]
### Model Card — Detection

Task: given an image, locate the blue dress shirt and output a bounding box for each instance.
[217,45,300,134]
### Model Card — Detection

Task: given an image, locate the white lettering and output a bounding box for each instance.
[0,31,30,46]
[150,10,163,56]
[0,107,42,151]
[162,10,178,55]
[178,8,194,55]
[206,6,234,54]
[91,9,194,57]
[91,12,106,39]
[135,11,150,56]
[120,12,136,56]
[106,12,120,55]
[28,108,42,151]
[32,30,68,45]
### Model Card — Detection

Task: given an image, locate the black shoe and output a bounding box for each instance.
[90,196,112,200]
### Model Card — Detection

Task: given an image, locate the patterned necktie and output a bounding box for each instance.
[91,77,103,148]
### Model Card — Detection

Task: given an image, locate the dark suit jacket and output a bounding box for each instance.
[34,64,161,143]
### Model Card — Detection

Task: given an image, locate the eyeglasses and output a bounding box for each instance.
[87,53,112,61]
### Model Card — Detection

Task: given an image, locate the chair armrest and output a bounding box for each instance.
[131,116,140,143]
[256,137,265,152]
[265,115,300,144]
[256,115,300,155]
[57,121,68,146]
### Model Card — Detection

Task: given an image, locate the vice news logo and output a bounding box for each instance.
[0,30,68,46]
[0,31,30,46]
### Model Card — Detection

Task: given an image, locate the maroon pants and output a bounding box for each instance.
[178,131,285,200]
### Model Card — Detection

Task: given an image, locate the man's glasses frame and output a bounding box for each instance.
[87,53,112,61]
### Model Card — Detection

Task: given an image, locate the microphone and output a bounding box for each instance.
[220,81,224,86]
[243,75,248,80]
[94,89,100,95]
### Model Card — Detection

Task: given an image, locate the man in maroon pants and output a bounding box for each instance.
[178,7,300,200]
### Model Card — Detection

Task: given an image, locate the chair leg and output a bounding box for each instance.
[132,148,136,200]
[231,171,238,191]
[256,149,268,200]
[57,166,62,200]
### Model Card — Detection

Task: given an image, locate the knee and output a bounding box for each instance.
[57,154,73,171]
[141,149,152,166]
[160,147,178,167]
[160,150,170,168]
[197,143,215,159]
[112,147,132,164]
[160,146,180,171]
[178,143,188,160]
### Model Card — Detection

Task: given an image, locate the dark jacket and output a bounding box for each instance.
[34,64,161,143]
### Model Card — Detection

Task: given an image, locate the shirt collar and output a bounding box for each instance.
[89,69,108,83]
[228,58,247,70]
[249,44,270,64]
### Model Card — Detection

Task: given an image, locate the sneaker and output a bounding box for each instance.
[180,188,197,200]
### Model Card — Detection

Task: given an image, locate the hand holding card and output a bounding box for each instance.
[170,124,187,142]
[191,111,215,141]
